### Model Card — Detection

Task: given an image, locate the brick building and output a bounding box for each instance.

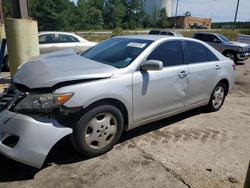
[171,16,212,29]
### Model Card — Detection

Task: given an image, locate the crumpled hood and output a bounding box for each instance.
[14,49,118,89]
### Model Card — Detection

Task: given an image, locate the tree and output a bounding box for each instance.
[103,0,126,29]
[158,8,169,28]
[2,0,11,18]
[122,0,145,29]
[28,0,75,31]
[184,11,191,17]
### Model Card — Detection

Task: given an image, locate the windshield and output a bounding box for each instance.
[218,34,230,43]
[81,38,152,68]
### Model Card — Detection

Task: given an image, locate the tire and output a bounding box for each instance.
[72,105,124,157]
[223,51,237,63]
[207,82,227,112]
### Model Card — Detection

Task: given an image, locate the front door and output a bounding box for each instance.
[39,34,58,54]
[132,40,189,124]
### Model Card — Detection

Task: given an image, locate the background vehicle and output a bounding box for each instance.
[191,23,209,29]
[236,34,250,44]
[38,31,97,54]
[2,31,97,70]
[148,30,183,37]
[193,32,249,63]
[0,36,235,168]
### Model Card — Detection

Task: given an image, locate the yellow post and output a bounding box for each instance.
[5,18,40,76]
[0,23,5,40]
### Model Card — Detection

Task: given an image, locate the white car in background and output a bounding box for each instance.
[38,31,97,54]
[2,31,97,70]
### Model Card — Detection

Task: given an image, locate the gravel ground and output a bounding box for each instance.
[0,60,250,188]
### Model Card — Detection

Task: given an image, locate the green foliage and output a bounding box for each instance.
[2,0,11,18]
[112,27,124,36]
[2,0,168,31]
[28,0,75,31]
[212,22,250,29]
[103,0,126,29]
[158,8,170,29]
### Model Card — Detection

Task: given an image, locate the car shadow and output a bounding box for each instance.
[0,106,207,182]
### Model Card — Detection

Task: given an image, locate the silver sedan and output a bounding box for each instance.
[0,35,235,168]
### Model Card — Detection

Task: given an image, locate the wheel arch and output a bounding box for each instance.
[83,98,129,131]
[217,79,229,95]
[222,49,237,56]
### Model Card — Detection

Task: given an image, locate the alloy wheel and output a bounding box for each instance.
[212,86,225,109]
[84,113,118,149]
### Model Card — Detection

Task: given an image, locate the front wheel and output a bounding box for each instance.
[207,82,226,112]
[72,105,124,157]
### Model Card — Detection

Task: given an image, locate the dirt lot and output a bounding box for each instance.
[0,60,250,188]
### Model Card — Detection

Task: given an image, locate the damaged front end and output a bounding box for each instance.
[0,84,73,168]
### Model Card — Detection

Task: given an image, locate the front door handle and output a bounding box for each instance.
[215,65,221,70]
[178,71,188,78]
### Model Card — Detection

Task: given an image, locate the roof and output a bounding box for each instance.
[38,31,76,35]
[116,35,174,41]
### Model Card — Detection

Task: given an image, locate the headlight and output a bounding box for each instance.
[15,93,74,113]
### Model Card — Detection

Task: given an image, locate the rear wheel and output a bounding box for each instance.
[207,82,226,112]
[72,105,124,157]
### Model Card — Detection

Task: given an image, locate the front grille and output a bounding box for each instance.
[0,94,15,110]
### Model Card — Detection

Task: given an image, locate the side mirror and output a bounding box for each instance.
[141,60,163,71]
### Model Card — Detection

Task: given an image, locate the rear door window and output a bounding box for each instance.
[185,41,209,64]
[58,34,80,43]
[39,34,56,44]
[185,41,219,63]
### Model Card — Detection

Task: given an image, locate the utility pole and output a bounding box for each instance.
[10,0,29,19]
[174,0,179,29]
[0,0,3,24]
[233,0,240,30]
[5,0,39,76]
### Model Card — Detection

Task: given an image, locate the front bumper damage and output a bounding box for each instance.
[0,110,72,168]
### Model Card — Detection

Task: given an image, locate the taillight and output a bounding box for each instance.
[232,64,236,71]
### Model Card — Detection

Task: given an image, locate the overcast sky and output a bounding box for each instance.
[72,0,250,22]
[173,0,250,22]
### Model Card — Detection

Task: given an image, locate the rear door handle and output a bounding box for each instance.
[178,71,188,78]
[215,65,221,70]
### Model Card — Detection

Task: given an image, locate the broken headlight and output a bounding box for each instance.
[14,93,74,113]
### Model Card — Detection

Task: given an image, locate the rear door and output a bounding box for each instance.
[133,40,189,123]
[56,34,83,53]
[39,33,57,54]
[184,40,221,106]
